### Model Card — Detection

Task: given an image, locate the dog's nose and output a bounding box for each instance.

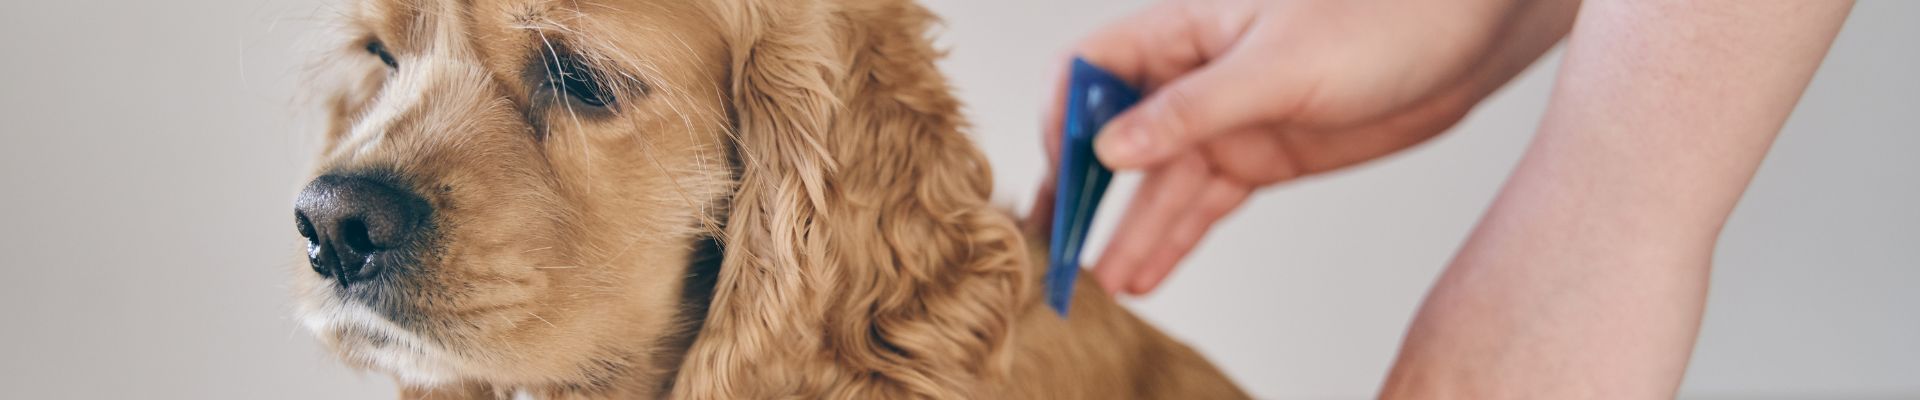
[294,174,432,285]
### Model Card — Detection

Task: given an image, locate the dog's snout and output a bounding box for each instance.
[294,174,432,285]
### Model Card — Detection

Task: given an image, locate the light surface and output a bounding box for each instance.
[0,1,1911,398]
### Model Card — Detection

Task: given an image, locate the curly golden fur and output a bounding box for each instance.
[292,0,1247,398]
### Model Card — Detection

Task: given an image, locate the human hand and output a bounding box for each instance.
[1027,0,1580,295]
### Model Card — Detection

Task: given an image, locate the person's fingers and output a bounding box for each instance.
[1094,50,1312,170]
[1262,93,1470,177]
[1090,153,1210,294]
[1073,0,1249,91]
[1125,175,1252,295]
[1202,127,1307,186]
[1071,1,1298,171]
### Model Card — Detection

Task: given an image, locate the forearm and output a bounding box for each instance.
[1383,1,1852,399]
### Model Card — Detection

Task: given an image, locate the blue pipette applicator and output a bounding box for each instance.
[1047,57,1141,317]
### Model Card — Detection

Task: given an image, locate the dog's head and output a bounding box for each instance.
[292,0,1028,397]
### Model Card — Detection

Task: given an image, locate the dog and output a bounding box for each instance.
[291,0,1247,398]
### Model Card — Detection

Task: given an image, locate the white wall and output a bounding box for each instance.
[0,1,1911,399]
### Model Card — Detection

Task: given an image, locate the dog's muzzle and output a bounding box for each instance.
[294,174,433,287]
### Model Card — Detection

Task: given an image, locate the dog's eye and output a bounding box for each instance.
[542,53,611,108]
[365,40,398,69]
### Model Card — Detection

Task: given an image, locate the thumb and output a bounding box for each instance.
[1094,54,1303,169]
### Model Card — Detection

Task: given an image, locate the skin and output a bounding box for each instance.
[1029,0,1854,397]
[1030,0,1586,295]
[1383,1,1852,398]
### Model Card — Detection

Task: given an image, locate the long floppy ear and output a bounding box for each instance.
[673,0,1030,397]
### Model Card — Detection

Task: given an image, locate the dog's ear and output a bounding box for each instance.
[674,0,1029,397]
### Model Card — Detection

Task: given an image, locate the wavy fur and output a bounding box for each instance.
[294,0,1245,398]
[679,1,1025,397]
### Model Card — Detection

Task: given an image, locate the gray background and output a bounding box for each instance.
[0,0,1911,398]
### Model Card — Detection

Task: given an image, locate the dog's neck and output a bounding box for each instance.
[457,236,721,400]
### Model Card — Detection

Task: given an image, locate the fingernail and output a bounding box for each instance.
[1095,125,1147,165]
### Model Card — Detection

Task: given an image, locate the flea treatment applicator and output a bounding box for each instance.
[1046,57,1140,317]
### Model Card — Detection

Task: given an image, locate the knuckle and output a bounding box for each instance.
[1150,88,1205,143]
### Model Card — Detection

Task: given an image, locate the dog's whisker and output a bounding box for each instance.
[526,311,558,328]
[287,315,306,341]
[621,140,712,224]
[522,246,554,254]
[533,265,580,269]
[653,32,712,196]
[604,76,729,240]
[625,60,713,206]
[532,30,598,188]
[582,2,621,13]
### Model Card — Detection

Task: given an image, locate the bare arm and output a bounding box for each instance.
[1382,1,1853,398]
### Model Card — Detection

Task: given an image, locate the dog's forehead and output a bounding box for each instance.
[352,0,714,42]
[350,0,725,83]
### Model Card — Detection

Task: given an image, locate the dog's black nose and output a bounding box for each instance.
[294,174,432,286]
